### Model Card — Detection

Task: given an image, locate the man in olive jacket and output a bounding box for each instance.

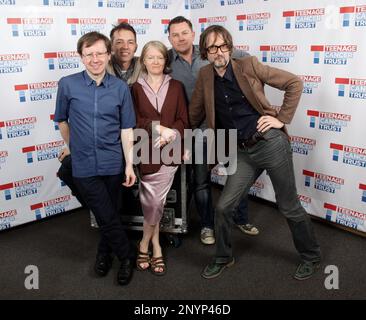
[189,25,321,281]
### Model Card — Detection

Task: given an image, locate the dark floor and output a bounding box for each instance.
[1,197,365,300]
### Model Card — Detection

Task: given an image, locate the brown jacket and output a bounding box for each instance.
[189,56,303,130]
[131,79,189,175]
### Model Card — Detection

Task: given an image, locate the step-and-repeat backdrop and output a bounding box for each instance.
[0,0,365,234]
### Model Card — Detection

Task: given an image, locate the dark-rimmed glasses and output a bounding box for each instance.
[206,43,230,54]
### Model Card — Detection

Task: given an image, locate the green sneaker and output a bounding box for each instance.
[201,258,235,279]
[294,261,320,280]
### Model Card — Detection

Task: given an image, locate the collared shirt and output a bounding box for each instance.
[214,62,260,140]
[169,45,207,103]
[54,71,136,178]
[169,45,250,103]
[137,74,172,113]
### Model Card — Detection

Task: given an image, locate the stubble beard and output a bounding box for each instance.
[213,55,229,69]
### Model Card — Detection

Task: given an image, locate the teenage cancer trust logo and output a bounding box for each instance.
[298,194,311,210]
[7,17,53,37]
[0,176,44,200]
[260,45,297,63]
[118,18,151,35]
[98,0,129,8]
[185,0,207,9]
[14,81,58,102]
[303,170,344,194]
[311,45,357,65]
[31,195,71,220]
[0,117,37,140]
[199,16,227,32]
[340,5,366,27]
[220,0,244,5]
[22,140,64,164]
[335,77,366,99]
[144,0,172,9]
[50,114,59,131]
[237,12,270,31]
[67,18,106,36]
[330,143,366,168]
[44,51,80,70]
[43,0,76,6]
[307,110,351,133]
[283,8,325,29]
[0,53,30,74]
[298,75,321,94]
[324,203,365,230]
[289,136,316,155]
[0,209,17,231]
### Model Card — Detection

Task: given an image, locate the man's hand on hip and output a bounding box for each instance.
[257,115,284,133]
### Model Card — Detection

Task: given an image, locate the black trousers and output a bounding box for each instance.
[73,174,132,261]
[57,155,87,207]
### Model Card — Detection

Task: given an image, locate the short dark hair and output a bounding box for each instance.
[77,31,111,55]
[199,25,233,60]
[110,22,137,42]
[168,16,193,34]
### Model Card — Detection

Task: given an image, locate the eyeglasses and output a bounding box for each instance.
[206,43,230,54]
[144,56,165,63]
[82,51,108,60]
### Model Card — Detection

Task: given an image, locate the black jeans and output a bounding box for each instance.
[73,174,132,261]
[57,155,87,207]
[215,129,321,264]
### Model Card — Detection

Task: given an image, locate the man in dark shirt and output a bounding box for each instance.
[54,32,136,286]
[167,16,259,246]
[190,25,321,281]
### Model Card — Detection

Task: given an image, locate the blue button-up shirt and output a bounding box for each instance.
[54,71,136,178]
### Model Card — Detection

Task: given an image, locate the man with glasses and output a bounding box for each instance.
[58,22,143,220]
[54,31,137,286]
[167,16,259,246]
[58,22,141,160]
[189,25,321,280]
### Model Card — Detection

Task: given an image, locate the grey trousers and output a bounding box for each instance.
[215,129,321,264]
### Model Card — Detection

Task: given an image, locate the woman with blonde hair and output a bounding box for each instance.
[131,41,189,276]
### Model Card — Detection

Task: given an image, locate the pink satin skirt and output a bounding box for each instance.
[139,165,178,225]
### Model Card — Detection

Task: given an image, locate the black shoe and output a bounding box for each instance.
[117,258,134,286]
[294,261,320,280]
[94,254,113,277]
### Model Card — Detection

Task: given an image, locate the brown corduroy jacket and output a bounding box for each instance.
[189,56,303,166]
[189,56,303,130]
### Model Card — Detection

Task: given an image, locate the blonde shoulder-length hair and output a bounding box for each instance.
[139,40,171,75]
